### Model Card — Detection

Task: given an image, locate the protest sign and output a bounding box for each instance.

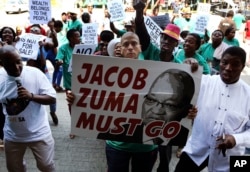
[107,0,126,22]
[15,33,44,59]
[196,3,211,14]
[73,44,97,55]
[150,14,170,29]
[71,55,202,145]
[68,44,97,72]
[82,23,99,45]
[144,16,162,48]
[29,0,51,24]
[193,14,210,35]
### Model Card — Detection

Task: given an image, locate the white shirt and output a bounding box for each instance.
[183,75,250,172]
[0,66,56,142]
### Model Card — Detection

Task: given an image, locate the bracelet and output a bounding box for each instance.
[30,93,34,101]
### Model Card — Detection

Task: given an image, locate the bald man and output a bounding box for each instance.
[0,45,56,172]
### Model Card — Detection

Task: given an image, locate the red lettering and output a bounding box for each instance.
[123,94,138,114]
[89,64,103,85]
[145,121,181,139]
[76,112,95,129]
[96,115,113,132]
[110,117,127,134]
[77,63,92,84]
[75,112,141,136]
[76,88,91,108]
[90,90,106,109]
[132,69,148,89]
[145,121,165,137]
[117,67,133,88]
[77,64,147,90]
[78,88,138,114]
[162,121,181,139]
[104,66,119,87]
[104,92,125,112]
[126,118,142,135]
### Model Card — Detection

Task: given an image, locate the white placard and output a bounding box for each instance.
[144,16,163,48]
[107,0,126,22]
[71,55,202,145]
[29,0,51,24]
[196,3,211,14]
[82,23,99,45]
[193,14,210,35]
[68,44,97,72]
[15,33,45,59]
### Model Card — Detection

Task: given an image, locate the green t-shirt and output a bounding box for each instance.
[141,42,160,61]
[106,140,157,152]
[174,49,210,74]
[68,19,82,32]
[55,43,73,90]
[174,17,194,32]
[233,14,245,30]
[223,38,240,47]
[198,43,215,62]
[117,29,127,38]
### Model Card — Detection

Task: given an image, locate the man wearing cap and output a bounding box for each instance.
[68,10,82,35]
[134,2,180,62]
[134,2,197,172]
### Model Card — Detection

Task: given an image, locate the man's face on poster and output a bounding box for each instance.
[141,72,188,125]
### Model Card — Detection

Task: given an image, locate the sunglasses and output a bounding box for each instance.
[30,28,41,33]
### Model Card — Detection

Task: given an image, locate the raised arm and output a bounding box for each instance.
[110,21,120,35]
[134,1,151,51]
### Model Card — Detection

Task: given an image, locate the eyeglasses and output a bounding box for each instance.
[144,95,180,109]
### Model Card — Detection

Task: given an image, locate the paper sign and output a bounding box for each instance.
[29,0,51,24]
[193,14,210,35]
[73,44,97,55]
[107,0,126,22]
[197,3,211,14]
[71,55,202,145]
[68,44,97,72]
[15,33,45,59]
[144,16,163,48]
[82,23,99,45]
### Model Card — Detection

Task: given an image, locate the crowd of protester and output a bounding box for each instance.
[0,1,250,172]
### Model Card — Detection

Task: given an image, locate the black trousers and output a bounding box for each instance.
[157,145,172,172]
[0,104,5,140]
[175,152,208,172]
